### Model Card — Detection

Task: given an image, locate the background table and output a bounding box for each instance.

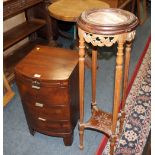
[48,0,110,22]
[48,0,110,67]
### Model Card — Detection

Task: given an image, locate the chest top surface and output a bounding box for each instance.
[77,8,139,35]
[15,46,78,81]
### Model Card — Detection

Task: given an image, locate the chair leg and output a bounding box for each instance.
[3,74,15,107]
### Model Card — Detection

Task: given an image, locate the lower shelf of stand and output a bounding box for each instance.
[84,108,112,136]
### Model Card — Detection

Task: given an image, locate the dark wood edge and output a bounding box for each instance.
[77,8,139,35]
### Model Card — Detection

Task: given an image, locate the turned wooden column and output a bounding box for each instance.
[119,42,132,134]
[78,28,85,150]
[112,40,125,133]
[110,38,125,155]
[122,42,132,109]
[91,47,98,111]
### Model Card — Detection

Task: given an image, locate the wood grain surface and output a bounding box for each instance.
[48,0,110,22]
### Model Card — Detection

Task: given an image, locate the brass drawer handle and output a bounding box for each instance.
[35,102,43,107]
[32,81,40,89]
[32,85,40,89]
[38,117,46,121]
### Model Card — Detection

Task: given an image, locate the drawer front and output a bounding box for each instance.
[27,111,71,132]
[24,101,70,121]
[16,75,69,105]
[22,99,72,133]
[36,86,69,105]
[34,121,71,133]
[16,77,38,100]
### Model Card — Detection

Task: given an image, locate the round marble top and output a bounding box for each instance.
[77,8,139,35]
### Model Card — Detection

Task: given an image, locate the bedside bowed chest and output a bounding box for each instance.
[15,46,79,146]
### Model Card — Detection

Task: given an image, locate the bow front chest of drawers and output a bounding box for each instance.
[15,46,79,146]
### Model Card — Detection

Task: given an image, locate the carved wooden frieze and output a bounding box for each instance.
[126,30,136,42]
[82,30,136,47]
[83,32,119,47]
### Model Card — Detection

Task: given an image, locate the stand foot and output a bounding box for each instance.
[79,144,84,150]
[79,124,84,150]
[110,135,117,155]
[119,111,126,135]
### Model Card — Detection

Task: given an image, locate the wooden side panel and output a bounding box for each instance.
[69,63,79,128]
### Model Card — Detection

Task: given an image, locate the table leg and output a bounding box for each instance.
[91,47,98,112]
[78,29,85,150]
[71,24,96,69]
[110,41,124,154]
[137,0,147,24]
[131,0,136,13]
[120,42,132,134]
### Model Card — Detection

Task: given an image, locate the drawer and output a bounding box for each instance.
[16,77,38,99]
[24,102,70,121]
[36,86,69,105]
[16,75,69,105]
[31,116,71,132]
